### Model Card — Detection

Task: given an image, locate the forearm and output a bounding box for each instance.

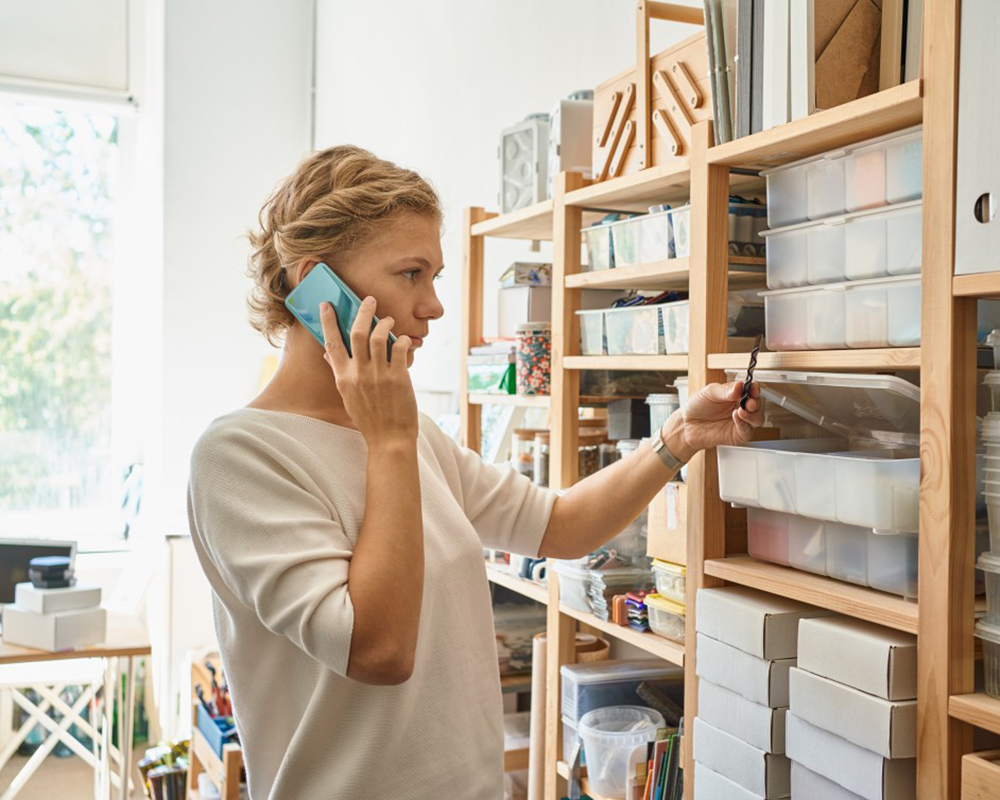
[538,412,693,559]
[347,439,423,683]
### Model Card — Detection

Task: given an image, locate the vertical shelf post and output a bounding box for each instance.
[918,0,977,797]
[683,119,730,798]
[461,207,487,451]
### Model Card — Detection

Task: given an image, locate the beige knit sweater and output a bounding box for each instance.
[187,408,556,799]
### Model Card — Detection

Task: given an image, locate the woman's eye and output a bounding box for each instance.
[403,270,419,280]
[433,272,444,282]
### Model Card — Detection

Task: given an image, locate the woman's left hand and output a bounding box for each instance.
[661,380,765,462]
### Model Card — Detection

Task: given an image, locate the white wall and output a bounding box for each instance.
[313,0,702,400]
[142,0,314,533]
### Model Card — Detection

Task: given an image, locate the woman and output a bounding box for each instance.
[187,145,763,799]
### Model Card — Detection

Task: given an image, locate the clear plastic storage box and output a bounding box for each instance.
[978,621,1000,700]
[762,126,922,228]
[979,553,1000,625]
[763,201,922,290]
[717,371,922,534]
[561,660,683,727]
[762,275,921,351]
[604,304,664,355]
[584,222,614,271]
[608,209,677,267]
[645,593,686,640]
[577,309,605,355]
[552,560,592,613]
[651,559,686,603]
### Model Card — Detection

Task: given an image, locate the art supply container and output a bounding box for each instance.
[583,222,614,271]
[746,507,793,567]
[978,553,1000,625]
[604,305,663,355]
[661,300,691,354]
[645,593,685,641]
[976,620,1000,699]
[577,309,606,355]
[845,126,923,211]
[552,560,592,613]
[645,393,680,437]
[578,706,664,798]
[651,559,686,604]
[516,323,551,395]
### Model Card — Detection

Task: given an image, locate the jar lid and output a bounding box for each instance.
[579,432,606,445]
[652,559,687,576]
[533,431,550,443]
[977,553,1000,574]
[514,427,545,438]
[985,371,1000,387]
[644,592,686,615]
[516,322,551,332]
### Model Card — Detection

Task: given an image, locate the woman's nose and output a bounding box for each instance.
[421,286,445,321]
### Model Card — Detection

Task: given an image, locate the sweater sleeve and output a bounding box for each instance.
[188,426,355,677]
[423,418,557,557]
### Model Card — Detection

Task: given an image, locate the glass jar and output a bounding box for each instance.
[578,432,605,479]
[511,428,540,481]
[616,439,642,461]
[598,442,619,469]
[533,432,550,487]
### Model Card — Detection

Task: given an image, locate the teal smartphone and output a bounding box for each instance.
[284,262,396,359]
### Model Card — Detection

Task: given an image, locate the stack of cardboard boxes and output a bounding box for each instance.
[692,586,826,799]
[2,571,106,652]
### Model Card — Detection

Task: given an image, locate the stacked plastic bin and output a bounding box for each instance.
[787,617,918,799]
[759,126,926,351]
[978,390,1000,698]
[692,586,825,799]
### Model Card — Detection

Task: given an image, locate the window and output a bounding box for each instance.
[0,101,135,544]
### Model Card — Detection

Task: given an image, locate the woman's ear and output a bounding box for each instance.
[292,257,322,287]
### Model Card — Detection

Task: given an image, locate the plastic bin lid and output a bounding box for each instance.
[977,553,1000,574]
[560,659,683,683]
[976,619,1000,645]
[760,273,920,299]
[986,329,1000,347]
[652,559,686,576]
[646,393,680,406]
[644,593,686,615]
[760,124,922,176]
[985,372,1000,387]
[725,369,921,444]
[760,199,922,238]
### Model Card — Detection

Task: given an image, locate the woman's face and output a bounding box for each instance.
[300,212,446,369]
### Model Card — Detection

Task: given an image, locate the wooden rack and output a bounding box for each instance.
[186,657,243,800]
[461,1,984,797]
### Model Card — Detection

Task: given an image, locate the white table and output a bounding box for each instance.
[0,613,151,799]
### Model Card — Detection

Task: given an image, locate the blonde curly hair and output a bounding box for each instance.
[246,145,443,346]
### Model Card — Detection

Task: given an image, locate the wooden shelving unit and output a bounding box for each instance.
[565,256,764,292]
[486,563,549,606]
[468,392,551,408]
[461,3,978,797]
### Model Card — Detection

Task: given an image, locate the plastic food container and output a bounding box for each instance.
[646,394,680,438]
[560,660,683,727]
[980,553,1000,625]
[763,201,922,289]
[976,620,1000,699]
[762,275,921,351]
[845,126,923,211]
[577,309,606,355]
[661,300,690,354]
[552,560,592,613]
[578,706,664,797]
[645,594,685,641]
[718,371,922,533]
[651,560,686,603]
[584,223,614,271]
[604,305,663,355]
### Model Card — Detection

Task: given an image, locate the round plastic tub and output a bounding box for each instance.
[552,561,592,614]
[651,560,686,604]
[578,706,664,798]
[646,393,680,437]
[987,329,1000,371]
[987,493,1000,553]
[976,620,1000,699]
[979,553,1000,625]
[645,593,686,641]
[987,372,1000,413]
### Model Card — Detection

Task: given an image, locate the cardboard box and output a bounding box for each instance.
[647,483,752,566]
[694,762,771,800]
[696,586,829,660]
[693,717,790,799]
[789,667,917,759]
[798,617,917,701]
[785,713,916,800]
[1,605,106,651]
[698,678,787,754]
[14,582,101,615]
[696,633,795,708]
[791,761,865,800]
[497,286,623,338]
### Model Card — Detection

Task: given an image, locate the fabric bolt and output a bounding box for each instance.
[187,408,557,799]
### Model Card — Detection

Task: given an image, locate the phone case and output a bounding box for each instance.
[284,262,396,359]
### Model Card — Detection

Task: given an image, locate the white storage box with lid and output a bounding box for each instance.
[762,125,922,228]
[577,308,605,355]
[583,222,614,271]
[645,593,685,641]
[762,274,921,351]
[763,200,922,290]
[718,370,921,534]
[607,209,675,267]
[603,304,664,355]
[651,559,686,603]
[646,393,680,436]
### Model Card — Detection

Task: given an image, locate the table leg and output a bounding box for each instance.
[118,657,136,799]
[100,659,115,800]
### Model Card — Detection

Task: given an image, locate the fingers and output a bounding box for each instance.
[350,296,378,363]
[319,303,348,373]
[390,335,414,371]
[369,315,395,364]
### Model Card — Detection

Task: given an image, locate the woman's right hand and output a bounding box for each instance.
[320,297,419,447]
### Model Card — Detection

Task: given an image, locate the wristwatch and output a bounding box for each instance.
[652,426,687,471]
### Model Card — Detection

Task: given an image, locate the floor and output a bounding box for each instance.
[0,744,149,799]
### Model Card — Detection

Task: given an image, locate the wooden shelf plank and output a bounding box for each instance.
[707,348,921,371]
[468,393,551,408]
[563,355,688,371]
[703,556,919,634]
[486,563,548,605]
[950,693,1000,736]
[471,200,554,240]
[556,761,611,800]
[708,80,923,169]
[954,272,1000,299]
[558,603,685,666]
[565,257,766,292]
